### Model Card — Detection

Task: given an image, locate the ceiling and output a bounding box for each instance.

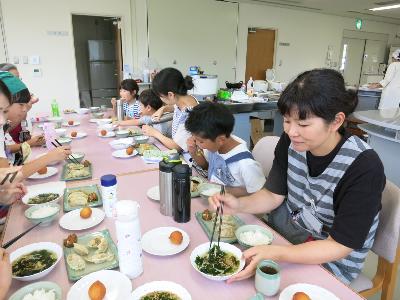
[238,0,400,25]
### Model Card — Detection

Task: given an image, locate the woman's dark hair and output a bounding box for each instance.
[152,67,194,96]
[0,80,12,104]
[120,79,139,99]
[185,102,234,141]
[0,63,17,72]
[278,68,358,123]
[139,89,163,111]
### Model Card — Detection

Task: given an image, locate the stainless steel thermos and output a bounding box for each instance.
[159,159,181,216]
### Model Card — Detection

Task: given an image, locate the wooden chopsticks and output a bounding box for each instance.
[209,185,225,251]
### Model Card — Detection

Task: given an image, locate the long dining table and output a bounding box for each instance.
[2,111,365,299]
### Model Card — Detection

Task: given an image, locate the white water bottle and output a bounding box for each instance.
[115,200,143,279]
[100,174,117,218]
[247,76,254,96]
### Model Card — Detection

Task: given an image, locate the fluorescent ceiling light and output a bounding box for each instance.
[369,4,400,11]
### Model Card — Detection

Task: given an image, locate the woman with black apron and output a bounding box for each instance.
[210,69,385,285]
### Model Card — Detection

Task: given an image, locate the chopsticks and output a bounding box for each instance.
[0,171,18,185]
[217,185,225,249]
[209,185,225,253]
[2,222,42,249]
[52,139,80,164]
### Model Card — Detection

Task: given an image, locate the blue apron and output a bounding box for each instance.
[208,151,254,186]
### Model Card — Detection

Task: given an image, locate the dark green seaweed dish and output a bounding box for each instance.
[140,291,181,300]
[12,250,57,277]
[28,193,59,204]
[195,245,240,276]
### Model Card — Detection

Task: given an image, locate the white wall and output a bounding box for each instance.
[2,0,400,116]
[236,2,400,83]
[1,0,135,115]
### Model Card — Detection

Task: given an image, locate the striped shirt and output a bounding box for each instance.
[123,100,140,119]
[286,136,379,284]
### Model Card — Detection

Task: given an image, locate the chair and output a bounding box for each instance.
[350,180,400,300]
[252,136,280,177]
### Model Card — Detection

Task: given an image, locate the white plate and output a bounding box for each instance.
[98,131,116,138]
[112,149,137,158]
[22,181,66,206]
[279,283,340,300]
[142,227,190,256]
[147,186,160,201]
[69,132,87,139]
[67,270,132,300]
[190,242,245,281]
[28,167,58,179]
[109,138,134,150]
[62,121,80,127]
[59,208,105,231]
[132,281,191,300]
[48,117,63,122]
[10,242,63,282]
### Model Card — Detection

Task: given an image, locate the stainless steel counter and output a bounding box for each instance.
[354,109,400,187]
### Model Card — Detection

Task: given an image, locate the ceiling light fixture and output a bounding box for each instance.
[369,4,400,11]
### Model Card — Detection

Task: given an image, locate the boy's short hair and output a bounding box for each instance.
[139,89,163,111]
[185,102,234,141]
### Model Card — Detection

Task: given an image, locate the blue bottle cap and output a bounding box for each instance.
[100,174,117,187]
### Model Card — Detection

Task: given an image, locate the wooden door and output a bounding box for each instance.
[245,29,275,82]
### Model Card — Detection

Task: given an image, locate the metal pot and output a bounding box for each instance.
[225,81,243,89]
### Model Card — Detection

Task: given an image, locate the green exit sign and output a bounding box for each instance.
[356,19,363,30]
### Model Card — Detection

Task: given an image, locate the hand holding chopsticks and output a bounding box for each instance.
[52,140,79,164]
[1,222,42,249]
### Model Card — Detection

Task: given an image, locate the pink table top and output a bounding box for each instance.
[27,112,160,185]
[4,170,365,300]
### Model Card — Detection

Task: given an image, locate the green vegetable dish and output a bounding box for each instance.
[12,250,57,277]
[195,245,240,276]
[140,291,181,300]
[28,193,59,204]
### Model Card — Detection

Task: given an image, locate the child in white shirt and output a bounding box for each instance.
[186,102,265,196]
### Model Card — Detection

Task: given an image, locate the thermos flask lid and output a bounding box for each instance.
[159,160,176,172]
[172,164,191,178]
[101,174,117,187]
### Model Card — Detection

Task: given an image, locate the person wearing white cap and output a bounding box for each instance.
[369,49,400,109]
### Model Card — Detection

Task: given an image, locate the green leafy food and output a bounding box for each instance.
[12,250,57,277]
[195,245,240,276]
[28,193,59,204]
[140,291,181,300]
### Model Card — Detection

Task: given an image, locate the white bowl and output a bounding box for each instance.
[55,128,66,137]
[96,119,112,125]
[190,242,245,281]
[10,242,63,281]
[22,182,65,206]
[57,137,72,146]
[109,138,134,150]
[78,108,89,115]
[116,130,129,138]
[134,135,149,144]
[90,106,100,113]
[9,281,62,300]
[25,203,60,227]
